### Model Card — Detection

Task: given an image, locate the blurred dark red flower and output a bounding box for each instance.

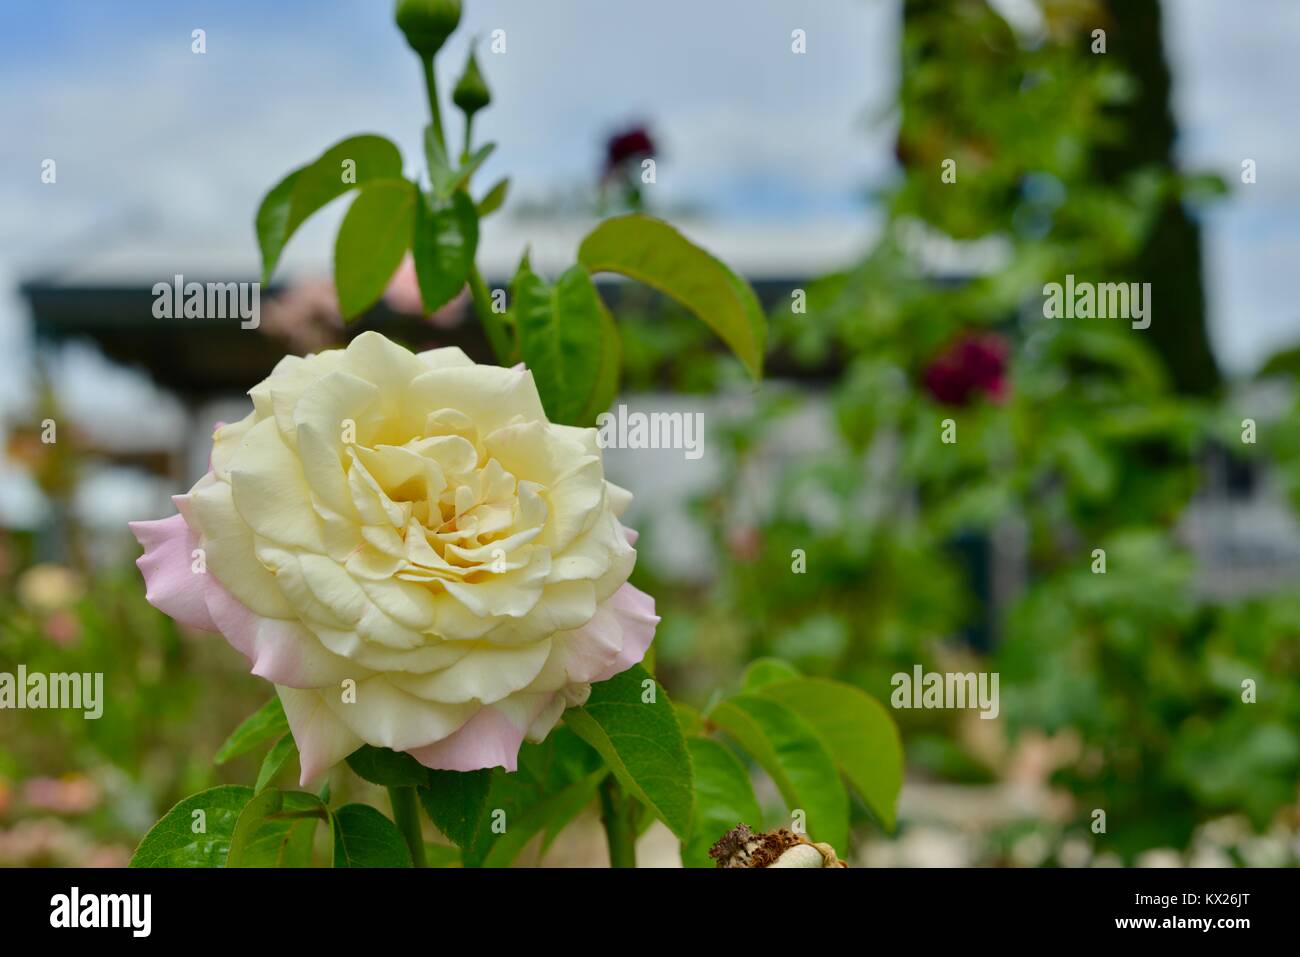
[604,125,655,178]
[922,332,1010,406]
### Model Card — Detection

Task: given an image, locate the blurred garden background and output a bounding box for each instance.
[3,0,1300,866]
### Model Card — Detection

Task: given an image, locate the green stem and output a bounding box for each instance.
[469,265,514,364]
[598,777,637,868]
[387,786,428,868]
[461,114,475,165]
[421,54,506,364]
[421,55,447,156]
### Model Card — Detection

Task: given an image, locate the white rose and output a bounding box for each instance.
[131,331,657,781]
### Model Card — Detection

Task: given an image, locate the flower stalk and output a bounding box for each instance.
[388,786,429,868]
[598,776,637,868]
[421,55,448,158]
[413,33,509,362]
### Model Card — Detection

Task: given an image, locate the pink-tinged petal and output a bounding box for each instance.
[624,525,639,546]
[278,686,363,786]
[129,513,217,632]
[526,692,568,741]
[557,581,659,684]
[201,579,355,689]
[559,603,623,684]
[406,706,526,773]
[592,583,659,681]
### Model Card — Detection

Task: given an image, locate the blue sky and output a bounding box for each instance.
[0,0,1298,444]
[0,0,894,244]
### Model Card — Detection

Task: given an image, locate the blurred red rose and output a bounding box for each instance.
[922,332,1010,406]
[604,125,656,179]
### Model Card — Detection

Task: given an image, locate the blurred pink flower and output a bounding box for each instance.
[84,845,131,868]
[260,278,343,354]
[383,256,468,329]
[42,609,82,646]
[22,775,100,815]
[0,819,65,865]
[0,818,127,867]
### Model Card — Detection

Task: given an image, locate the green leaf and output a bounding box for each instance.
[673,701,705,738]
[129,786,254,867]
[413,189,479,313]
[563,664,694,839]
[418,769,491,849]
[682,738,762,868]
[480,771,605,868]
[758,678,904,831]
[477,177,509,217]
[708,695,849,853]
[334,179,417,320]
[514,261,620,426]
[425,122,494,199]
[256,134,403,283]
[331,803,414,868]
[226,788,326,867]
[424,124,455,197]
[456,732,603,867]
[577,213,766,378]
[423,842,464,867]
[446,142,496,196]
[255,733,297,794]
[740,657,802,693]
[576,289,621,425]
[345,745,429,788]
[214,698,288,765]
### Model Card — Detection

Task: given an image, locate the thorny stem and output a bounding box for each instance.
[598,776,637,868]
[388,786,428,867]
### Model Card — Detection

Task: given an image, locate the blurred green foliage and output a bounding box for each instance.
[632,0,1299,862]
[0,551,276,864]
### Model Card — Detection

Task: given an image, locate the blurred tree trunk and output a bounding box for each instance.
[1092,0,1219,395]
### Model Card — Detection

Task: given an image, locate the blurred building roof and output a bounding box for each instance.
[21,216,882,399]
[28,216,879,288]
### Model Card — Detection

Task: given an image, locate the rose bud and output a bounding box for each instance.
[709,824,847,868]
[394,0,462,58]
[453,47,491,118]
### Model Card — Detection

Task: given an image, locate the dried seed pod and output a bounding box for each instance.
[708,824,847,868]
